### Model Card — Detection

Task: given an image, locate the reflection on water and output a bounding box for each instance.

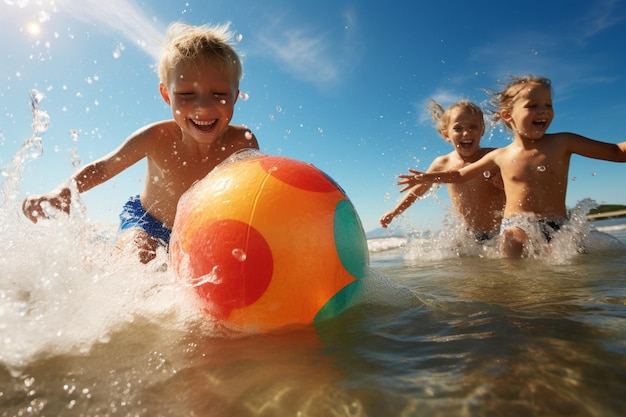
[1,229,625,415]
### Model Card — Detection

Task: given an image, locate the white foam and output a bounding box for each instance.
[0,206,203,374]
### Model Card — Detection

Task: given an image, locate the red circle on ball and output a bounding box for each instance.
[186,219,273,319]
[259,156,340,193]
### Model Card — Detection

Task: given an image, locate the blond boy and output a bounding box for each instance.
[22,22,259,263]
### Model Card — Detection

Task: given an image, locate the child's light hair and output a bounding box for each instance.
[491,75,552,130]
[428,99,484,138]
[158,21,243,89]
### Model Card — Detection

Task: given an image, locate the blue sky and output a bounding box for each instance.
[1,0,625,234]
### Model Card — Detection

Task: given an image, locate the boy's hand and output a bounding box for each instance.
[22,187,72,223]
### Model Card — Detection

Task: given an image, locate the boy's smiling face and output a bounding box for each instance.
[160,59,239,148]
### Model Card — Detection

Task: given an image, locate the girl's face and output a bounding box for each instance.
[503,83,554,140]
[443,107,485,158]
[160,60,238,147]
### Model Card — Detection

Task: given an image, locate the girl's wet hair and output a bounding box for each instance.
[428,99,484,137]
[158,21,243,88]
[490,75,552,129]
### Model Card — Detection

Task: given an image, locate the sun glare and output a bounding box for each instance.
[26,21,42,37]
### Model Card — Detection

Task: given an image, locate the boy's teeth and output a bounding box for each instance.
[194,119,216,126]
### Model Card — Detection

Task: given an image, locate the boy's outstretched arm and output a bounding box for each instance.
[22,159,120,223]
[22,124,152,223]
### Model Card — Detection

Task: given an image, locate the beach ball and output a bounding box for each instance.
[169,149,369,332]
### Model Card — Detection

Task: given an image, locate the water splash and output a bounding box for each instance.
[1,89,50,206]
[30,89,50,137]
[68,129,82,168]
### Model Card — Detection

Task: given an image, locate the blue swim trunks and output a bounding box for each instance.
[118,195,171,245]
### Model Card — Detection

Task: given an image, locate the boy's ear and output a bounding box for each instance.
[159,83,171,105]
[500,108,511,122]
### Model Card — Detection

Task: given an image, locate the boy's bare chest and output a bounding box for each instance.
[148,154,223,189]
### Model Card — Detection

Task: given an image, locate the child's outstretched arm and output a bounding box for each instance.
[379,183,433,227]
[564,133,626,162]
[398,149,500,192]
[397,169,462,192]
[22,158,121,223]
[22,122,157,223]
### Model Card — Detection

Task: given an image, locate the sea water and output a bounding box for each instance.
[1,96,626,416]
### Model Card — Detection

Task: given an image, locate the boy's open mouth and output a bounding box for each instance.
[191,118,217,132]
[533,119,548,128]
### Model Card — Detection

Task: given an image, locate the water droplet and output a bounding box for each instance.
[239,91,249,101]
[537,165,546,172]
[244,131,253,140]
[483,171,491,178]
[236,33,243,42]
[232,248,247,262]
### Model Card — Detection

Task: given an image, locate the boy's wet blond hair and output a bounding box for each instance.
[490,75,552,130]
[428,99,484,138]
[158,21,243,89]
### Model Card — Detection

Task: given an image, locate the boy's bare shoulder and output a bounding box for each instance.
[141,119,180,135]
[129,120,181,144]
[227,124,253,136]
[225,124,259,147]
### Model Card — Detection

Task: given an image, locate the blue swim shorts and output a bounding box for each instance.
[118,195,172,245]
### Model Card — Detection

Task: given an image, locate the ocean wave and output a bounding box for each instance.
[367,237,407,253]
[594,223,626,233]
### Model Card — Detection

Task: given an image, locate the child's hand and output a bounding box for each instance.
[379,212,394,228]
[397,169,428,193]
[22,187,72,223]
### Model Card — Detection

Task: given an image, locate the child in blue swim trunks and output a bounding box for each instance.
[118,195,172,246]
[399,75,626,258]
[22,22,259,263]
